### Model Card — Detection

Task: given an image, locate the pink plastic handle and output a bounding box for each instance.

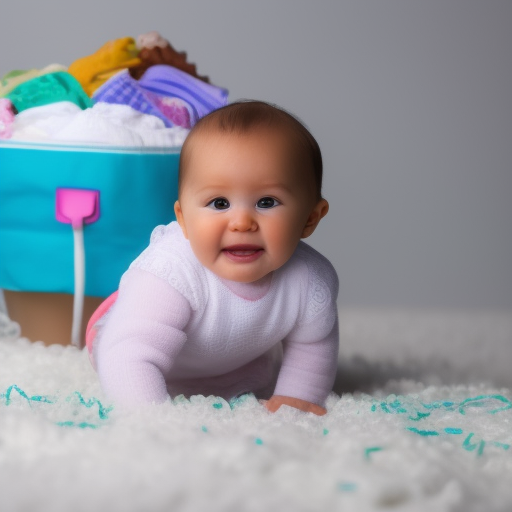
[56,188,100,228]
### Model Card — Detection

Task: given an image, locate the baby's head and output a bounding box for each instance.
[179,100,324,202]
[175,100,329,283]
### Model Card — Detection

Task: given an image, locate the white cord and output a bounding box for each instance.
[0,288,7,314]
[71,225,85,348]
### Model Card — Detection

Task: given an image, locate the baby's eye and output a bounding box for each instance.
[256,197,280,209]
[207,197,230,210]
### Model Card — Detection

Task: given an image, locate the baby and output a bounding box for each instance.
[88,100,339,415]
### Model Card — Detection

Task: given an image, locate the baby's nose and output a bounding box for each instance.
[229,207,257,231]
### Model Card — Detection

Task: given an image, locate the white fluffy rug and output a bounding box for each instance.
[0,309,511,512]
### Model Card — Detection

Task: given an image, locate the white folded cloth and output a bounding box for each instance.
[10,101,189,147]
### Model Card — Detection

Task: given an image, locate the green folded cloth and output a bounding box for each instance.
[6,71,93,113]
[0,64,67,97]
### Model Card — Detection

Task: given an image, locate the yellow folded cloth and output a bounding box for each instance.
[68,37,141,96]
[0,64,67,97]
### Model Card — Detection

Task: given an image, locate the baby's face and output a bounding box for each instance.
[175,129,327,283]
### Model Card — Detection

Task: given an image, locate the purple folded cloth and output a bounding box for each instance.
[92,70,173,127]
[138,65,228,126]
[93,66,228,128]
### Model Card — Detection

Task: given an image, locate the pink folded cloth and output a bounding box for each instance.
[0,99,16,139]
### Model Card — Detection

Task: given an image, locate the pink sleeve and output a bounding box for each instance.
[95,267,192,406]
[273,316,339,406]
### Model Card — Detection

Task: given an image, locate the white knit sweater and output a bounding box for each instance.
[95,222,339,406]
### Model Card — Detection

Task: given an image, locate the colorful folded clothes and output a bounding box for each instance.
[1,32,228,145]
[68,37,141,96]
[6,72,93,113]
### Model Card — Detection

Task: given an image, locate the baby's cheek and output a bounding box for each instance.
[269,219,303,252]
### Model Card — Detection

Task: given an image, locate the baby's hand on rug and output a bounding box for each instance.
[262,395,327,416]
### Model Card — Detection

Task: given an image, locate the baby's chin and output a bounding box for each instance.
[209,263,273,285]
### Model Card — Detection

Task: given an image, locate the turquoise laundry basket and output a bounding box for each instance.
[0,140,180,298]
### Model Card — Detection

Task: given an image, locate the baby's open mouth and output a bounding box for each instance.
[222,245,264,262]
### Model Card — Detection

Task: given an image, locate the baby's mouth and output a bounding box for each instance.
[222,245,264,262]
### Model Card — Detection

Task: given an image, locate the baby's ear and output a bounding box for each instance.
[301,199,329,238]
[174,201,188,239]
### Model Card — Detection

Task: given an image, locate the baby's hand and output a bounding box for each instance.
[262,395,327,416]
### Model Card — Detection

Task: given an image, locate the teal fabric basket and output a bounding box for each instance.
[0,141,180,297]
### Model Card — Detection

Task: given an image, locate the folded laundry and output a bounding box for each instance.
[0,64,67,97]
[129,31,209,83]
[9,101,189,147]
[68,37,141,96]
[1,32,227,142]
[0,99,16,139]
[6,72,93,113]
[138,65,228,125]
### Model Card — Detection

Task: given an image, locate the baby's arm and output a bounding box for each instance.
[265,250,339,415]
[95,267,191,406]
[268,316,339,415]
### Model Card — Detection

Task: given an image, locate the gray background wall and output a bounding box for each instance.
[2,1,511,310]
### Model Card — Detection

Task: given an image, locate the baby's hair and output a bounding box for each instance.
[178,100,323,200]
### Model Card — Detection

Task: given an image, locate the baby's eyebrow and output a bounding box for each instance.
[255,183,294,194]
[193,185,226,195]
[195,183,293,195]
